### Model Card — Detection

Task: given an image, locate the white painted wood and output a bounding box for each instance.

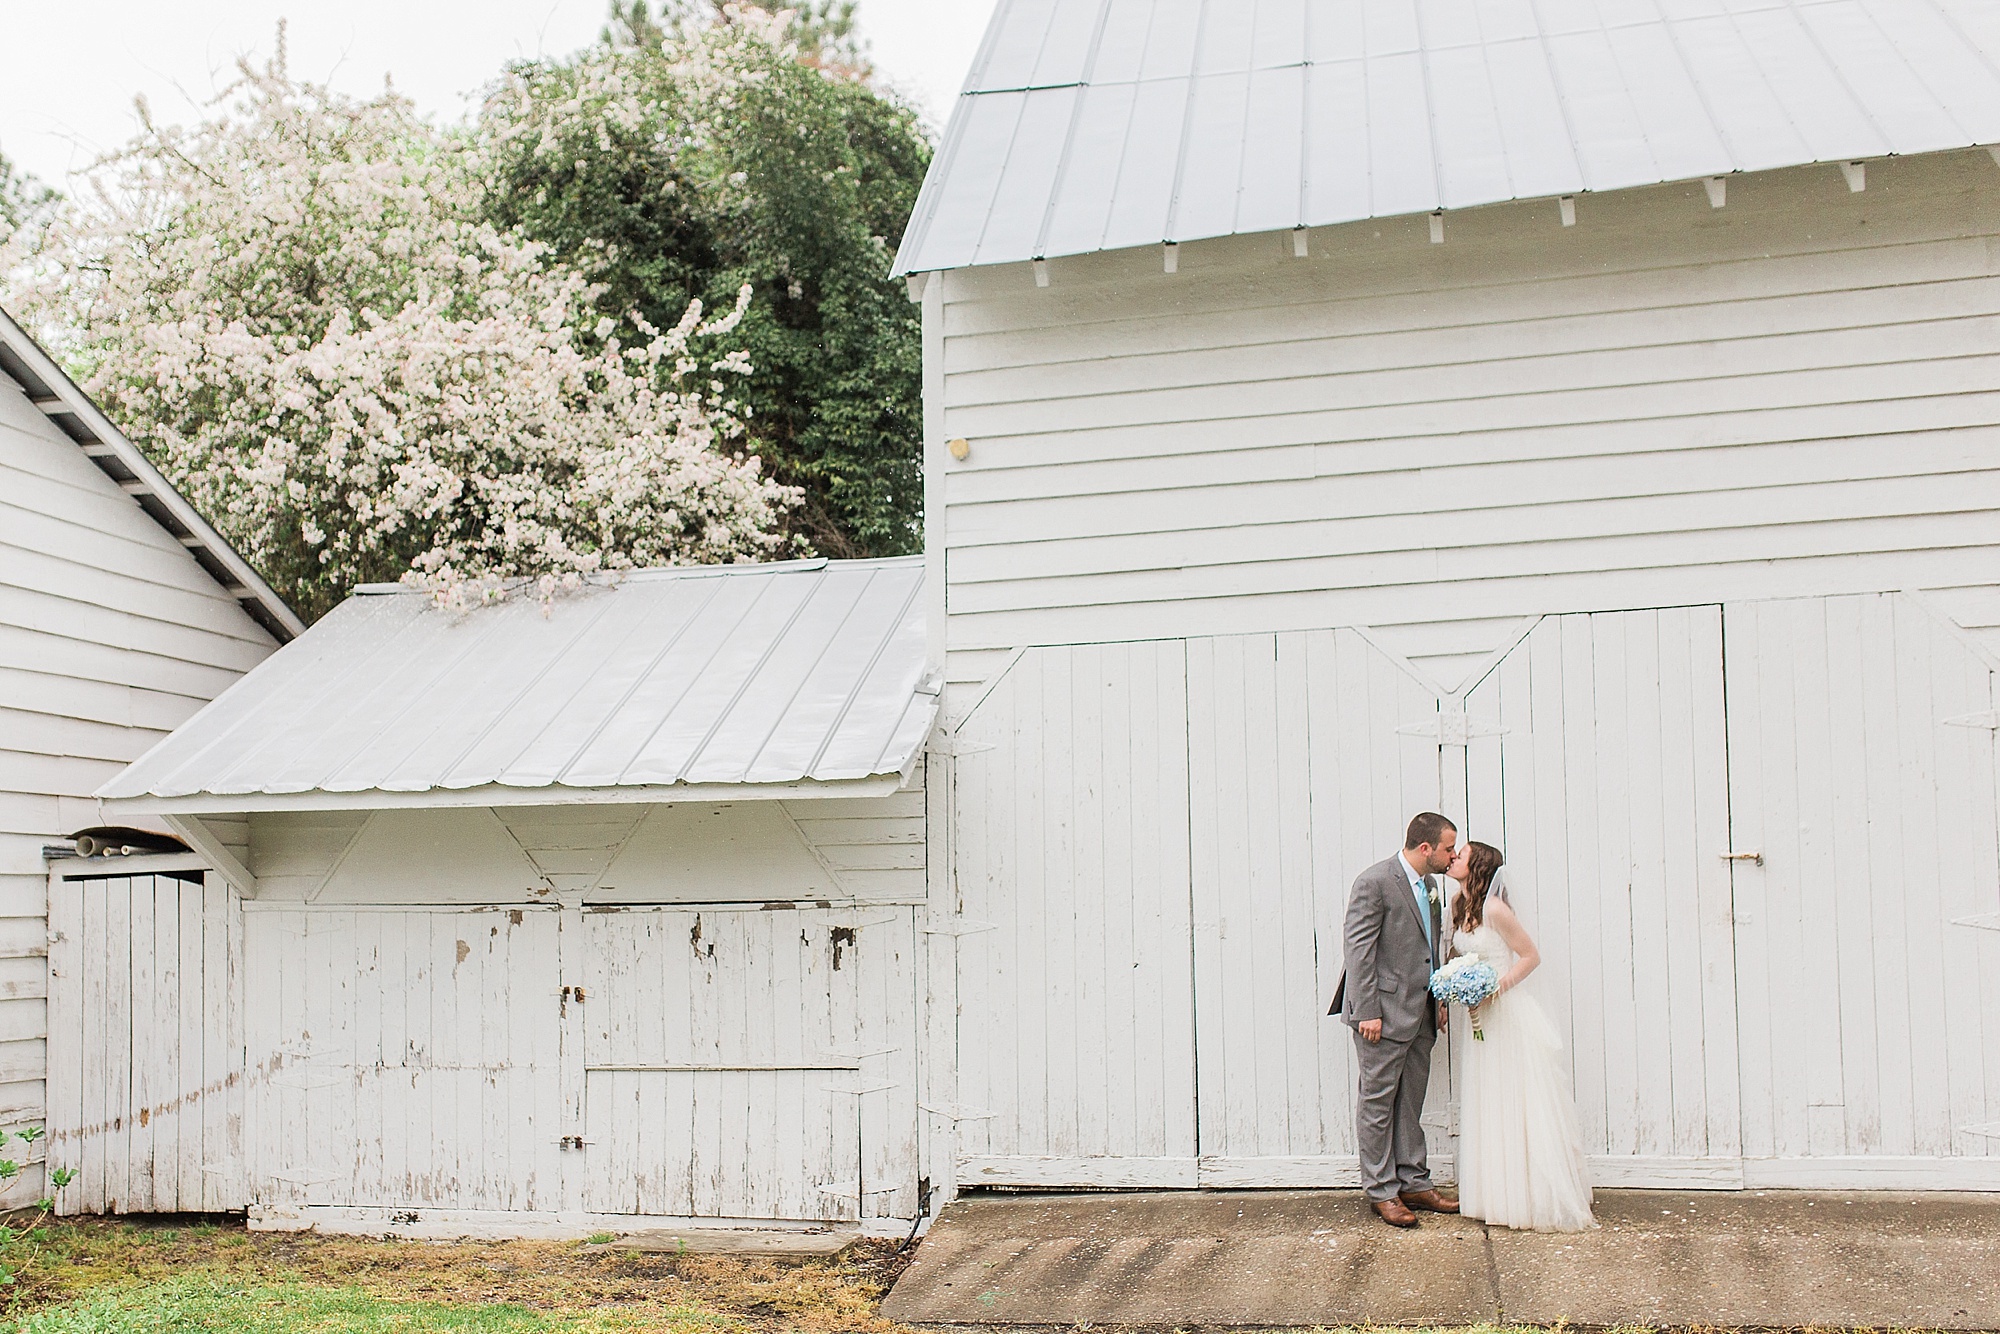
[933,152,2000,676]
[1464,608,1742,1166]
[45,871,244,1215]
[951,641,1198,1168]
[578,905,916,1221]
[245,1202,911,1240]
[1725,593,2000,1165]
[242,905,562,1212]
[956,1156,1200,1188]
[1,371,275,1153]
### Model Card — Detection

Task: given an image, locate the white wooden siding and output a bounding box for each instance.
[46,869,245,1214]
[1187,629,1449,1182]
[931,149,2000,699]
[950,641,1199,1185]
[243,905,564,1213]
[1,376,273,1200]
[582,906,917,1221]
[1465,609,1743,1180]
[244,794,925,905]
[1724,594,2000,1167]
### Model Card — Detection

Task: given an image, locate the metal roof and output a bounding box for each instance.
[99,557,936,806]
[0,306,304,642]
[894,0,2000,275]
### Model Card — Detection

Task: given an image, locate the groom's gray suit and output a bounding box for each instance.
[1330,853,1444,1202]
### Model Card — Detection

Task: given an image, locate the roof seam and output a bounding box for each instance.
[1029,0,1119,262]
[803,570,926,779]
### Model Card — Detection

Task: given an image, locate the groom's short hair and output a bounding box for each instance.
[1405,812,1456,850]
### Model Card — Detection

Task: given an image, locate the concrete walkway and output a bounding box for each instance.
[881,1189,2000,1329]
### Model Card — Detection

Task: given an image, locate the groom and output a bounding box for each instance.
[1330,812,1461,1228]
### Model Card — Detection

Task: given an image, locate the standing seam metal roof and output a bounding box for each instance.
[893,0,2000,275]
[97,557,936,802]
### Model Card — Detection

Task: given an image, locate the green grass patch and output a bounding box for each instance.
[3,1275,740,1334]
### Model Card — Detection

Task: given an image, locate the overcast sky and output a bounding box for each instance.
[1,0,995,186]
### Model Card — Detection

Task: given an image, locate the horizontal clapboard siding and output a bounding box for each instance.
[0,374,274,1181]
[933,148,2000,687]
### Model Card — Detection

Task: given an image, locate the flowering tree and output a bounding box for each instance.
[484,6,929,558]
[1,45,796,620]
[0,149,53,243]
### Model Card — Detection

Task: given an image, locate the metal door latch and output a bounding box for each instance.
[1721,851,1764,866]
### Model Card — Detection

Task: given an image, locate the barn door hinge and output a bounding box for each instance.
[557,1135,591,1150]
[919,1101,997,1121]
[560,985,587,1010]
[1941,710,2000,729]
[1395,709,1508,746]
[823,1080,900,1095]
[816,1180,899,1199]
[923,918,998,937]
[1951,912,2000,931]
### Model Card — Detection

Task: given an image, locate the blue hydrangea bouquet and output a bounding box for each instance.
[1430,954,1501,1040]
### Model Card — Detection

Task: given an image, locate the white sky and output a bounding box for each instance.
[1,0,996,187]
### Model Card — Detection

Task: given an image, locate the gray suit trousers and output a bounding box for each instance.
[1353,1023,1437,1200]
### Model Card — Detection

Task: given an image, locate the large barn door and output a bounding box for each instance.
[579,906,917,1220]
[47,868,246,1214]
[1185,629,1449,1183]
[1724,594,2000,1181]
[951,641,1199,1186]
[1463,607,1744,1184]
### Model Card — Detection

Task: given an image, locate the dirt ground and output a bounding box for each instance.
[0,1216,919,1330]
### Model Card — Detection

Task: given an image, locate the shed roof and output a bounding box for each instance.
[99,557,935,808]
[894,0,2000,275]
[0,306,304,642]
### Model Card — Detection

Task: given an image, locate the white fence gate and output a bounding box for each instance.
[47,863,245,1214]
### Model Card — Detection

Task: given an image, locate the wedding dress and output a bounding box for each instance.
[1450,920,1596,1232]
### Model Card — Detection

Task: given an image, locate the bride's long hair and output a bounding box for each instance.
[1451,841,1506,933]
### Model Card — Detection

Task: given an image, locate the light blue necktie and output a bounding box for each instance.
[1412,875,1433,952]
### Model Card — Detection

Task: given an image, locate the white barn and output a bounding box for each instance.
[86,557,937,1234]
[0,307,297,1208]
[897,0,2000,1196]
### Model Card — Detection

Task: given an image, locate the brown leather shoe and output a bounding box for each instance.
[1371,1196,1419,1228]
[1400,1188,1460,1214]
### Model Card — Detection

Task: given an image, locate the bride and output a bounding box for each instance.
[1444,841,1595,1232]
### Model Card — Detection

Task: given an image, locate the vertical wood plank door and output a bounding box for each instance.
[242,906,563,1214]
[1725,594,2000,1184]
[47,872,245,1214]
[580,906,916,1221]
[1186,629,1447,1184]
[1464,608,1744,1185]
[951,641,1199,1187]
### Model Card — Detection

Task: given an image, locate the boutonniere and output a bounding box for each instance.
[1428,883,1443,910]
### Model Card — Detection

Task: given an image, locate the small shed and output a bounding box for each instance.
[897,0,2000,1196]
[80,557,937,1235]
[1,306,296,1211]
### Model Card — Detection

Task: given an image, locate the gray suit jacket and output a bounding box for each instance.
[1330,854,1444,1041]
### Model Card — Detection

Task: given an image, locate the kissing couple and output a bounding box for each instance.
[1330,812,1595,1232]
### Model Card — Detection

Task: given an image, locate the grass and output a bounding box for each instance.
[0,1219,915,1334]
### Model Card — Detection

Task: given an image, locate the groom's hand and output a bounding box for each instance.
[1437,1003,1450,1029]
[1358,1019,1382,1043]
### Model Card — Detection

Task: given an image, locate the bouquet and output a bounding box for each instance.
[1429,954,1501,1041]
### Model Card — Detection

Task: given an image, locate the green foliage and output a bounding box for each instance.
[0,149,55,242]
[483,12,930,557]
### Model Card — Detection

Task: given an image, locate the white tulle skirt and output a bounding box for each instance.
[1456,988,1596,1232]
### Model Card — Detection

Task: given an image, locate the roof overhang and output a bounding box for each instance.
[0,306,304,642]
[99,772,917,818]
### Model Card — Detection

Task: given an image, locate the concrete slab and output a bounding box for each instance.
[593,1227,858,1257]
[883,1189,2000,1328]
[880,1192,1496,1327]
[1496,1191,2000,1330]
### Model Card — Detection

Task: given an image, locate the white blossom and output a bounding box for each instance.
[1,35,797,619]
